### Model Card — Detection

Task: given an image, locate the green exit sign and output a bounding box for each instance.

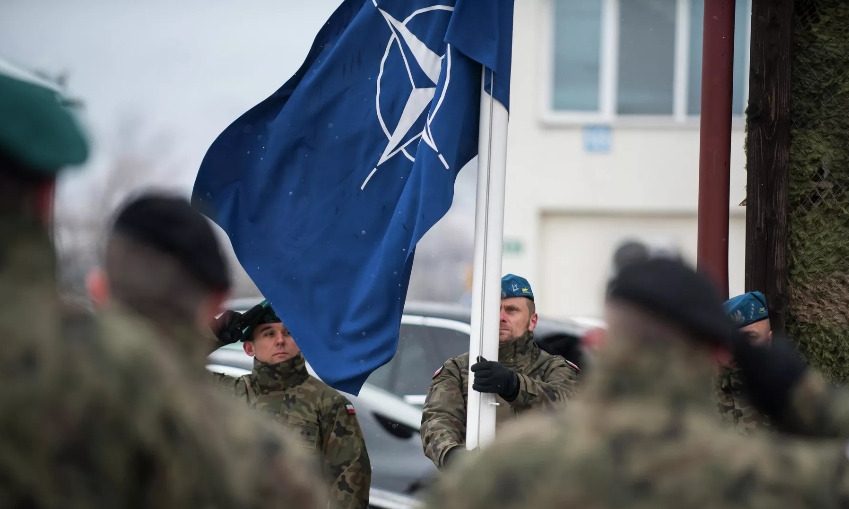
[503,239,523,255]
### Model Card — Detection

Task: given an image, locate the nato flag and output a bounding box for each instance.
[192,0,514,394]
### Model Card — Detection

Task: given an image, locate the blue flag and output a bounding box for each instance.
[193,0,514,394]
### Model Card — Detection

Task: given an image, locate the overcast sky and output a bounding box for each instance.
[0,0,475,212]
[1,0,346,196]
[0,0,476,297]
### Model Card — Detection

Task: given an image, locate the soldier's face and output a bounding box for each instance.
[740,319,772,347]
[244,322,301,364]
[499,297,538,343]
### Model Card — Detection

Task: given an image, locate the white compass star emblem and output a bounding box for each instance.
[361,2,454,190]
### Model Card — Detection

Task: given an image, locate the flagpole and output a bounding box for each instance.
[466,68,509,451]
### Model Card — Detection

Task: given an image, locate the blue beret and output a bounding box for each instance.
[723,291,769,327]
[501,274,534,301]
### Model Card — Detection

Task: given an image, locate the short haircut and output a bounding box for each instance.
[527,298,536,317]
[104,233,213,324]
[104,193,230,324]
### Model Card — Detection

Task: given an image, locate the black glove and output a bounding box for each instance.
[732,334,807,421]
[471,357,520,401]
[211,310,244,345]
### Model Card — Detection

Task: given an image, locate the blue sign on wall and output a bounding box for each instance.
[583,125,612,154]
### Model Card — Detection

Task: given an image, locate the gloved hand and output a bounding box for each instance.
[732,334,807,421]
[471,357,520,401]
[211,310,244,345]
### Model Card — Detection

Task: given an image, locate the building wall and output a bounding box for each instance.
[500,0,749,319]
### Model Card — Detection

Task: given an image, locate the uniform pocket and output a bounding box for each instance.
[285,416,320,450]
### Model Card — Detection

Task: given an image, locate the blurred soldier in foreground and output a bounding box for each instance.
[425,259,849,509]
[0,59,322,508]
[714,291,773,434]
[420,274,579,471]
[87,193,326,507]
[211,302,371,509]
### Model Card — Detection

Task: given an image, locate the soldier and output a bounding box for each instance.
[732,326,849,438]
[0,60,323,508]
[714,291,773,434]
[424,258,849,509]
[211,302,372,509]
[420,274,579,471]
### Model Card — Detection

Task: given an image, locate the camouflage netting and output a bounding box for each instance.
[787,0,849,382]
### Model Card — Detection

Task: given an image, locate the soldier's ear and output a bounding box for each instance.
[86,267,110,308]
[528,312,538,332]
[243,340,256,357]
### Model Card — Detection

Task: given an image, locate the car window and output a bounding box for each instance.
[428,326,469,362]
[392,324,437,396]
[366,360,393,391]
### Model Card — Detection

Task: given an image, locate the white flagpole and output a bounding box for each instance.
[466,67,509,451]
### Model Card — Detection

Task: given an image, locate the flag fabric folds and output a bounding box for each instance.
[192,0,514,394]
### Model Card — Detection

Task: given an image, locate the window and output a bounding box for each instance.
[550,0,751,122]
[428,327,469,363]
[394,326,436,396]
[367,322,470,399]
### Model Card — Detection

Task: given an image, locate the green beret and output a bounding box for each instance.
[0,58,89,174]
[240,300,282,342]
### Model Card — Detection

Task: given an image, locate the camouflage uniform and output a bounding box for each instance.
[420,332,579,469]
[783,372,849,437]
[0,216,325,508]
[212,351,371,509]
[423,327,849,509]
[713,365,771,434]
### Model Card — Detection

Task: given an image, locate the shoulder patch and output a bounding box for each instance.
[565,360,580,372]
[345,403,356,415]
[432,366,444,379]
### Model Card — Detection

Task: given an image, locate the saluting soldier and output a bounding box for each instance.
[212,302,372,509]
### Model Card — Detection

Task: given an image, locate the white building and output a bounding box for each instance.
[500,0,752,319]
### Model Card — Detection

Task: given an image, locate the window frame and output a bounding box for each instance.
[540,0,752,128]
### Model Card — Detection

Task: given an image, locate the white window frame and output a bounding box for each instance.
[539,0,751,128]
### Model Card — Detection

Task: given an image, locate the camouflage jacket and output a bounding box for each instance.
[713,365,772,434]
[424,326,849,509]
[212,353,371,509]
[782,371,849,438]
[420,332,579,470]
[0,215,324,508]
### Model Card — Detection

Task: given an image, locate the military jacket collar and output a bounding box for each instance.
[252,353,309,392]
[498,332,539,370]
[582,328,715,413]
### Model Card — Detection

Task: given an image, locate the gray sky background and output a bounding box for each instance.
[0,0,476,299]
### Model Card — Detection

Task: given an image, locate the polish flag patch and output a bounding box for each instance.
[432,366,443,379]
[566,360,581,372]
[345,403,356,415]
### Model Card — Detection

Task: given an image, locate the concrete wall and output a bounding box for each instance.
[500,0,748,318]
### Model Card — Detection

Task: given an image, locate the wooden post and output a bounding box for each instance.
[745,0,794,334]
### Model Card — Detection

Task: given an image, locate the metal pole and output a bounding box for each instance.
[466,68,508,450]
[697,0,736,299]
